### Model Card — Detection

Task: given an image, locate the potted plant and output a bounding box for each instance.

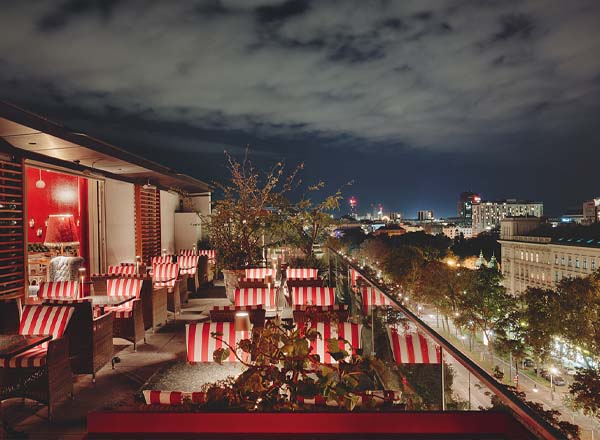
[207,152,300,301]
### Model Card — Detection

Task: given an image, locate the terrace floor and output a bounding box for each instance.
[1,284,230,439]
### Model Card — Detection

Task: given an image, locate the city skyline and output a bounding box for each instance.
[1,1,600,216]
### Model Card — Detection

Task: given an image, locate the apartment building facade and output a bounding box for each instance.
[472,199,543,233]
[499,217,600,295]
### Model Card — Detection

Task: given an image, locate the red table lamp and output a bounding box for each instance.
[44,214,79,255]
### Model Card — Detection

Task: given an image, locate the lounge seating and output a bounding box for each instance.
[44,298,113,382]
[287,278,324,290]
[197,249,216,263]
[91,273,167,332]
[185,322,250,363]
[152,263,182,317]
[361,286,394,314]
[178,255,199,301]
[244,268,273,281]
[0,304,75,419]
[286,268,319,280]
[210,305,266,327]
[308,322,362,364]
[291,286,336,306]
[107,265,137,275]
[349,267,364,287]
[37,280,79,300]
[387,329,441,364]
[151,256,173,265]
[234,287,276,308]
[29,256,84,297]
[104,278,145,350]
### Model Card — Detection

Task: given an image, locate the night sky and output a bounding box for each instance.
[1,1,599,217]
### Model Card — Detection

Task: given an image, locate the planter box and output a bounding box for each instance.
[87,411,533,438]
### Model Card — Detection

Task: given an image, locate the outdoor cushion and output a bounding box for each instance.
[0,346,47,368]
[308,322,362,364]
[105,301,134,319]
[387,329,441,364]
[153,263,179,288]
[292,287,336,306]
[106,278,143,298]
[178,256,199,275]
[108,265,136,275]
[244,268,273,280]
[234,287,276,308]
[286,268,319,280]
[186,322,249,363]
[38,281,79,300]
[361,286,394,313]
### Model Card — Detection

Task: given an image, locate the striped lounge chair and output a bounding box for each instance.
[308,322,362,364]
[286,267,319,280]
[292,286,336,306]
[244,268,273,281]
[186,322,250,363]
[37,281,79,301]
[152,263,182,317]
[0,304,75,418]
[151,255,174,266]
[197,249,216,263]
[387,328,441,364]
[104,278,145,350]
[178,255,199,299]
[361,286,394,314]
[179,249,197,256]
[349,267,364,287]
[108,264,137,276]
[234,287,277,309]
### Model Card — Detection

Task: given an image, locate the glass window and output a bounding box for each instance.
[555,254,558,265]
[575,258,580,268]
[584,259,587,269]
[536,253,539,263]
[568,256,572,267]
[593,259,596,270]
[555,271,559,283]
[525,253,529,261]
[521,251,524,260]
[561,256,565,266]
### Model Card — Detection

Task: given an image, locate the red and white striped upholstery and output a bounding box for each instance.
[108,264,136,275]
[179,249,197,256]
[198,249,216,262]
[178,256,199,275]
[37,281,79,300]
[361,286,394,313]
[234,288,276,308]
[292,287,336,306]
[151,256,173,265]
[105,302,135,319]
[186,322,249,363]
[143,390,208,405]
[297,391,402,407]
[106,278,143,298]
[349,267,364,286]
[286,268,319,280]
[309,322,362,364]
[211,305,264,312]
[244,268,273,280]
[0,305,74,368]
[153,263,179,289]
[388,329,441,364]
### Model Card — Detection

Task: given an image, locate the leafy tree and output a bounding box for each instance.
[381,245,425,295]
[451,231,501,262]
[494,310,529,379]
[356,236,392,266]
[569,367,600,418]
[454,267,513,355]
[389,232,451,260]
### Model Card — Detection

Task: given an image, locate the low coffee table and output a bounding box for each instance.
[91,295,134,314]
[0,334,52,359]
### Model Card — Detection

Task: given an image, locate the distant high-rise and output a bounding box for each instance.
[582,198,600,224]
[348,196,358,218]
[457,191,481,225]
[417,210,434,221]
[472,199,543,232]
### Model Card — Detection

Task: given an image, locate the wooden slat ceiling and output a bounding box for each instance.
[0,102,211,194]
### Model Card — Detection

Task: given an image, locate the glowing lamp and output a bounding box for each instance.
[44,214,79,254]
[234,312,252,333]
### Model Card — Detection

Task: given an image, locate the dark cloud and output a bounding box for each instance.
[0,0,599,216]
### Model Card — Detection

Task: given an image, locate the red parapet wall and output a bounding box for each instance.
[87,411,534,438]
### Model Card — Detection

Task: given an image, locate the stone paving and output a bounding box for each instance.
[1,288,230,439]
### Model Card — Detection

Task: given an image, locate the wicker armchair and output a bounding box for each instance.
[43,298,114,383]
[0,304,75,419]
[104,278,145,351]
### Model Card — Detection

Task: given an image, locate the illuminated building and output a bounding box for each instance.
[472,199,543,233]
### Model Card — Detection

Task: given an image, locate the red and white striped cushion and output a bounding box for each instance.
[286,268,318,280]
[105,301,134,318]
[178,256,199,275]
[38,281,79,300]
[153,263,179,288]
[198,250,216,261]
[45,298,92,305]
[244,268,273,280]
[108,265,136,275]
[361,286,394,313]
[309,322,362,364]
[19,305,74,349]
[234,288,276,308]
[349,267,364,286]
[388,329,441,364]
[292,287,336,306]
[143,390,208,405]
[106,278,143,298]
[179,249,197,256]
[151,256,173,265]
[211,305,264,311]
[186,322,249,363]
[0,346,48,368]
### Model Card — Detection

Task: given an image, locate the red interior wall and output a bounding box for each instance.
[26,167,90,272]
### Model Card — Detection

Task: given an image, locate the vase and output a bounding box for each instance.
[222,269,241,303]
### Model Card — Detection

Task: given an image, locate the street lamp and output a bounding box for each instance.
[550,366,558,401]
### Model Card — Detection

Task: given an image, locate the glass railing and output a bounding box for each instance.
[324,247,565,440]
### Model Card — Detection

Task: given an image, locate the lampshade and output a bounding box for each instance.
[234,312,252,332]
[44,214,79,247]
